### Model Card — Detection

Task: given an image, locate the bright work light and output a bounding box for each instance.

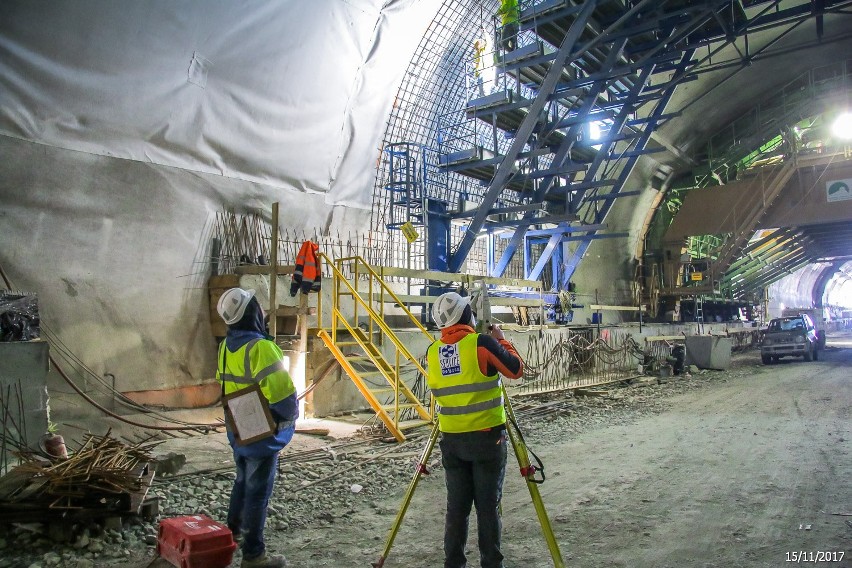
[831,111,852,139]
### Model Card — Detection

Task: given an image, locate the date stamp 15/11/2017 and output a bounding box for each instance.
[785,551,845,563]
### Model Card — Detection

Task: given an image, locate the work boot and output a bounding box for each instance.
[241,553,288,568]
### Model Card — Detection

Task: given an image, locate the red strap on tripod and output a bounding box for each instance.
[519,465,537,478]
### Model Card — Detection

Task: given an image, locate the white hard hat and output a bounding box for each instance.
[432,292,471,329]
[217,288,255,325]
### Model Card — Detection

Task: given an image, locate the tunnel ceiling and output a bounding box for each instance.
[656,2,852,160]
[638,1,852,304]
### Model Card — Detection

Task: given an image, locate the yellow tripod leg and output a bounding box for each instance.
[503,390,565,568]
[372,422,441,568]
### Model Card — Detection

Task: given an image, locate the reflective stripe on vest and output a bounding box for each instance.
[437,396,503,416]
[218,339,296,404]
[219,339,260,384]
[426,333,506,433]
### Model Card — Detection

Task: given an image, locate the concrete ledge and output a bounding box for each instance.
[123,381,221,409]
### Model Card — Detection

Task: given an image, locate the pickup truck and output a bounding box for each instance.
[761,314,822,364]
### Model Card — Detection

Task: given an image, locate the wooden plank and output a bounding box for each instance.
[209,288,228,307]
[234,264,296,275]
[211,320,228,337]
[379,266,541,289]
[209,274,240,288]
[644,335,686,342]
[276,306,317,316]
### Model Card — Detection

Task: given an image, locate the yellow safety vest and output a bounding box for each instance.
[217,338,296,404]
[497,0,519,26]
[427,333,506,433]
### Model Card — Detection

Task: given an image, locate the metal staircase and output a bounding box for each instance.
[385,143,426,233]
[316,253,435,442]
[436,0,737,287]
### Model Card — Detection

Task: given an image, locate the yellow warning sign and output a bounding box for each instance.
[690,272,704,281]
[400,222,419,243]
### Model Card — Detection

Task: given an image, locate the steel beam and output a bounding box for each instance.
[448,0,600,273]
[562,49,697,287]
[517,223,607,238]
[491,39,631,277]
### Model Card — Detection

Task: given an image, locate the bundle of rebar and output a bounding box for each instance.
[8,431,160,509]
[519,328,644,394]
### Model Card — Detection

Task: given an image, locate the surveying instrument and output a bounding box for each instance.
[373,283,565,567]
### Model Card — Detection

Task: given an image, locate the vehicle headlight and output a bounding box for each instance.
[763,338,773,345]
[795,336,805,344]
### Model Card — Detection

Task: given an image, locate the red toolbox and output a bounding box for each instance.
[158,515,237,568]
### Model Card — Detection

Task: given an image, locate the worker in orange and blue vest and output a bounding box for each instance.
[216,287,297,568]
[426,291,524,568]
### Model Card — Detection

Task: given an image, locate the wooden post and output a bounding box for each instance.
[269,202,279,337]
[297,292,309,418]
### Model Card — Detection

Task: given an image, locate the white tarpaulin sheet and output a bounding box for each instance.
[0,0,435,206]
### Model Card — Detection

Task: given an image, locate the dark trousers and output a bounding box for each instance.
[440,428,507,568]
[227,453,278,560]
[499,22,518,52]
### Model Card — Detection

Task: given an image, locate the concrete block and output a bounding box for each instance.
[684,336,731,370]
[0,342,51,453]
[0,341,49,378]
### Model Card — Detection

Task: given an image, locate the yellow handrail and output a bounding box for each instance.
[317,252,430,378]
[334,255,432,341]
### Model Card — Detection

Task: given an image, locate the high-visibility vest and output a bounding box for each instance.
[217,338,296,405]
[497,0,519,26]
[473,34,490,76]
[426,333,506,433]
[291,241,321,295]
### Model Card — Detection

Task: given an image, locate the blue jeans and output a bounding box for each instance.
[440,428,507,568]
[227,453,278,560]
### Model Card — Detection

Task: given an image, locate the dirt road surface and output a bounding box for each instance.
[279,335,851,568]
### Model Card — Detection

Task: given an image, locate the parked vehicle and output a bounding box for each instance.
[761,314,822,364]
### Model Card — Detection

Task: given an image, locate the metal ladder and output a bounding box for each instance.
[695,295,705,335]
[315,253,434,442]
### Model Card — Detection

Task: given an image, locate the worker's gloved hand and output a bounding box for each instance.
[489,323,505,341]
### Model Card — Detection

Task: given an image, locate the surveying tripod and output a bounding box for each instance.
[372,385,565,567]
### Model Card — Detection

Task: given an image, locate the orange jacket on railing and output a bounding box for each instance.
[290,241,321,296]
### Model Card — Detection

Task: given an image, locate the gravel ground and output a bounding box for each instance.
[0,348,809,567]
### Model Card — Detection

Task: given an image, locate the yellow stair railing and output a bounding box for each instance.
[316,253,434,442]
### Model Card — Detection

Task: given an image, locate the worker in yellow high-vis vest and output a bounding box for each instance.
[496,0,519,52]
[426,292,524,568]
[216,287,297,568]
[472,26,492,97]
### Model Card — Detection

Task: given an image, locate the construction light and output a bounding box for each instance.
[589,121,602,141]
[831,111,852,140]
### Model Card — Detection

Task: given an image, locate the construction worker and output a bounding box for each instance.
[472,27,493,97]
[216,287,298,568]
[496,0,519,53]
[426,291,524,568]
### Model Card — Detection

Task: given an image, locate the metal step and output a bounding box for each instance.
[381,403,422,412]
[397,419,433,432]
